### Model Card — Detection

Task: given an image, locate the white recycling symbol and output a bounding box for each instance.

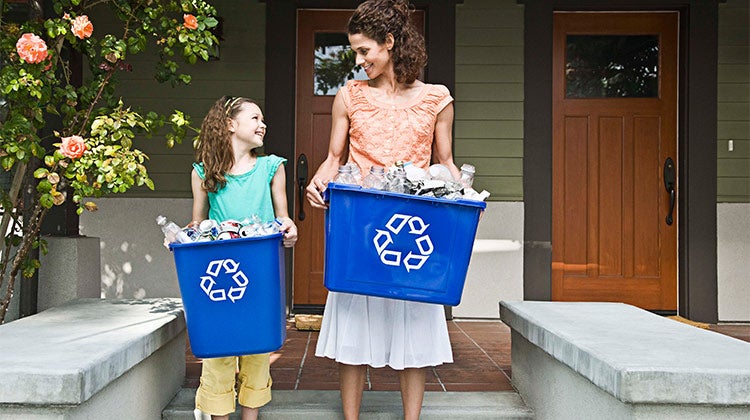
[199,258,249,303]
[373,213,434,272]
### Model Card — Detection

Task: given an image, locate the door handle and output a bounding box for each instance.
[663,157,675,226]
[297,154,308,221]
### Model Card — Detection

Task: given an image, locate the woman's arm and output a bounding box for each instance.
[191,169,209,225]
[305,90,350,208]
[432,102,461,181]
[270,164,298,247]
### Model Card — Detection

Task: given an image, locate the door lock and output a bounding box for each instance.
[297,154,308,221]
[663,157,675,226]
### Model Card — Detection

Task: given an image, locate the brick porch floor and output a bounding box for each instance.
[184,319,750,392]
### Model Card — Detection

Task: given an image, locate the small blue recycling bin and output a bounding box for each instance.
[170,233,286,358]
[324,183,486,305]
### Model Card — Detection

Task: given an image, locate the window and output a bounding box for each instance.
[313,33,366,95]
[566,35,659,98]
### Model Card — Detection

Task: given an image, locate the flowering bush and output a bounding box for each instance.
[0,0,219,322]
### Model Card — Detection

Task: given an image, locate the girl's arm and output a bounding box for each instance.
[191,169,210,225]
[271,164,298,248]
[432,102,461,181]
[306,90,350,208]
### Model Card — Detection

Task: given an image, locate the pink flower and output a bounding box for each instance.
[59,135,86,159]
[183,14,198,30]
[16,33,48,64]
[71,15,93,39]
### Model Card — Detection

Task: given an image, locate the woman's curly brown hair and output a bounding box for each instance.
[194,96,259,192]
[348,0,427,84]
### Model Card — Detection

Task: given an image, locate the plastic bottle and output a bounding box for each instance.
[386,166,407,193]
[332,164,359,185]
[362,165,387,190]
[459,163,476,188]
[403,161,428,182]
[156,215,191,244]
[428,163,454,183]
[346,162,362,183]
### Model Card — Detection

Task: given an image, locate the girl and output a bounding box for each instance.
[306,1,460,419]
[192,96,297,420]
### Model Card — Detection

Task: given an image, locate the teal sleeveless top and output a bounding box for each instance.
[193,154,287,223]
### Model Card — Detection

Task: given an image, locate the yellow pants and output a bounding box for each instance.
[195,353,272,416]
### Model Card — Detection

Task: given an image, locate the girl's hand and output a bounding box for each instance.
[276,217,298,248]
[306,178,329,209]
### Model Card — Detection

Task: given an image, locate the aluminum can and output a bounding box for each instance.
[239,225,258,238]
[182,227,201,242]
[198,219,220,240]
[219,220,241,234]
[196,234,213,242]
[216,231,240,240]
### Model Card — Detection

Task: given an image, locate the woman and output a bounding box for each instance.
[305,1,461,419]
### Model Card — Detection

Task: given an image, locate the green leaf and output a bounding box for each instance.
[40,193,54,208]
[33,168,50,178]
[37,180,53,193]
[1,157,14,171]
[46,104,60,116]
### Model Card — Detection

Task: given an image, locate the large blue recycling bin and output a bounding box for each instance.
[170,233,286,358]
[324,183,486,305]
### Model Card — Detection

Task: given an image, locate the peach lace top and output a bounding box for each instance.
[340,79,453,172]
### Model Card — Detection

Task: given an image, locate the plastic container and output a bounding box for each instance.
[323,183,486,305]
[169,233,286,358]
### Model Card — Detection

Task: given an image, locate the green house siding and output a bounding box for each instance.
[455,0,524,201]
[93,0,267,197]
[718,0,750,202]
[98,0,744,203]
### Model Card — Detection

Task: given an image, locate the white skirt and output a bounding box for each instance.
[314,291,453,370]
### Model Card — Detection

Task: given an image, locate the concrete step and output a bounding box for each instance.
[163,388,534,419]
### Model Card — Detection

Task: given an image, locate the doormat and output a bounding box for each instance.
[667,315,709,329]
[294,314,322,331]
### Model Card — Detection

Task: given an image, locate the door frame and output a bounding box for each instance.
[264,0,461,314]
[521,0,720,322]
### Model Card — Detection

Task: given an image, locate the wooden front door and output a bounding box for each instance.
[293,10,352,308]
[551,12,678,311]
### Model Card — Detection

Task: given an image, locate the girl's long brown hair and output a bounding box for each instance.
[195,96,258,192]
[348,0,427,84]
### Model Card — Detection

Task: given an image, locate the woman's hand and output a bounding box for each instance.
[276,216,298,248]
[306,177,330,209]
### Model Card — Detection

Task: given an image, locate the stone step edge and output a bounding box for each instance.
[164,388,533,417]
